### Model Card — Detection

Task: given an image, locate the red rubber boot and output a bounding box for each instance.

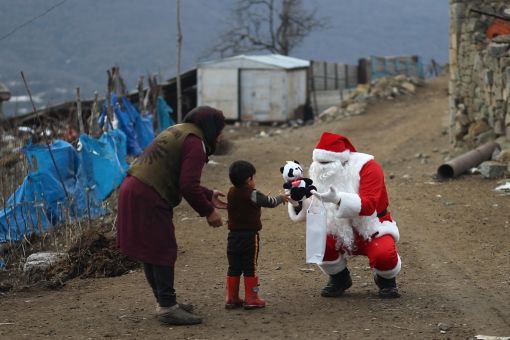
[244,276,265,309]
[225,276,244,309]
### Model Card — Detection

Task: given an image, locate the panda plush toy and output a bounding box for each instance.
[280,160,317,202]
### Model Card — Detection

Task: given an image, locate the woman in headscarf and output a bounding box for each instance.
[117,106,227,325]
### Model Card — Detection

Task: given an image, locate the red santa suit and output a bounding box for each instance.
[288,132,401,280]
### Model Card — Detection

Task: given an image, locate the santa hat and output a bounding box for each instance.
[313,132,357,162]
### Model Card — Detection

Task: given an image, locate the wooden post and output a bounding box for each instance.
[176,0,183,123]
[76,87,84,134]
[149,75,160,132]
[105,70,114,130]
[112,66,125,96]
[88,91,99,136]
[137,75,145,116]
[21,71,69,199]
[323,61,328,90]
[334,63,339,90]
[310,61,319,118]
[345,64,349,89]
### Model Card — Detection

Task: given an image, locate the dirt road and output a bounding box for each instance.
[1,75,509,339]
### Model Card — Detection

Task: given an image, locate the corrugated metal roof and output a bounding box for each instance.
[201,54,310,69]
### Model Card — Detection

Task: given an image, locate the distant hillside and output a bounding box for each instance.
[0,0,448,116]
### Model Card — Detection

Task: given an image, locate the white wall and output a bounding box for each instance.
[197,68,238,120]
[240,69,287,122]
[287,69,308,119]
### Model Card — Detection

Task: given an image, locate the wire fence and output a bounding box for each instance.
[0,125,117,270]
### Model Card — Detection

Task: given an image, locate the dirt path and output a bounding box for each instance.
[1,75,509,339]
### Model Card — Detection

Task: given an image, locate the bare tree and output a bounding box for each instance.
[176,0,183,123]
[207,0,328,57]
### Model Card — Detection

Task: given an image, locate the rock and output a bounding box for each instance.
[256,131,269,138]
[437,322,450,331]
[400,82,416,94]
[299,268,315,273]
[318,106,339,120]
[479,161,507,179]
[23,252,68,283]
[488,42,510,58]
[493,35,510,44]
[346,102,366,116]
[494,149,510,164]
[494,181,510,193]
[468,119,491,139]
[455,111,471,126]
[476,130,496,145]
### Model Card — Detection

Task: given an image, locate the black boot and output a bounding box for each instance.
[321,268,352,297]
[374,275,401,298]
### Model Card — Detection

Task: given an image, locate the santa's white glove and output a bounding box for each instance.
[312,185,341,205]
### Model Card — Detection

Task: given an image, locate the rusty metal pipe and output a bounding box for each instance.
[437,142,500,179]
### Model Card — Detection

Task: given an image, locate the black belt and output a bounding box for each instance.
[377,209,387,218]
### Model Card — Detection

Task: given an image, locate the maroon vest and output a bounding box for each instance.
[227,186,262,231]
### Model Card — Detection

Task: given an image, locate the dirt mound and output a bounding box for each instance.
[48,228,139,282]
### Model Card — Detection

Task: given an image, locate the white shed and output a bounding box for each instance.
[197,54,310,122]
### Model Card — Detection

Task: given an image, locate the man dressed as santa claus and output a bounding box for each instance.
[288,132,401,298]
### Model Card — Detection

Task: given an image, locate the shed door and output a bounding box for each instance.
[240,69,287,122]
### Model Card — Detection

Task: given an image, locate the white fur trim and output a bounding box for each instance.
[287,198,310,222]
[374,255,401,279]
[336,192,361,218]
[318,256,347,275]
[313,149,350,163]
[377,220,400,242]
[352,212,380,243]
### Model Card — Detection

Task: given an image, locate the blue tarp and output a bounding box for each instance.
[122,96,154,150]
[156,96,175,132]
[0,173,52,242]
[99,93,155,156]
[77,130,128,202]
[0,129,128,242]
[24,140,93,225]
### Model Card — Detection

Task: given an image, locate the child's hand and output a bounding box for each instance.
[280,192,290,204]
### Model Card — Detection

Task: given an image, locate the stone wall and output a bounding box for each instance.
[449,0,510,152]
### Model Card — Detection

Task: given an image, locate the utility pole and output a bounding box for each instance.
[176,0,183,123]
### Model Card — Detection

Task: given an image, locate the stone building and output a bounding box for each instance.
[449,0,510,152]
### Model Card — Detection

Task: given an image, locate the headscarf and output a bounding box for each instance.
[183,106,225,156]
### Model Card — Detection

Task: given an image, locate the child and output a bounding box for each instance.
[225,160,288,309]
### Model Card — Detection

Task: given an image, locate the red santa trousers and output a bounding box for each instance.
[323,233,400,276]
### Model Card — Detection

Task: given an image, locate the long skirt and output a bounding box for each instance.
[116,175,177,266]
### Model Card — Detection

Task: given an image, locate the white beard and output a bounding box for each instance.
[309,160,353,193]
[309,160,358,251]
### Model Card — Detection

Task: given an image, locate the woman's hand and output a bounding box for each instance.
[212,190,228,209]
[207,209,223,228]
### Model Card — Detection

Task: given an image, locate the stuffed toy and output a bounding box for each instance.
[280,160,317,202]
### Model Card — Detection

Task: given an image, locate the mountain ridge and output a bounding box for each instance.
[0,0,448,116]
